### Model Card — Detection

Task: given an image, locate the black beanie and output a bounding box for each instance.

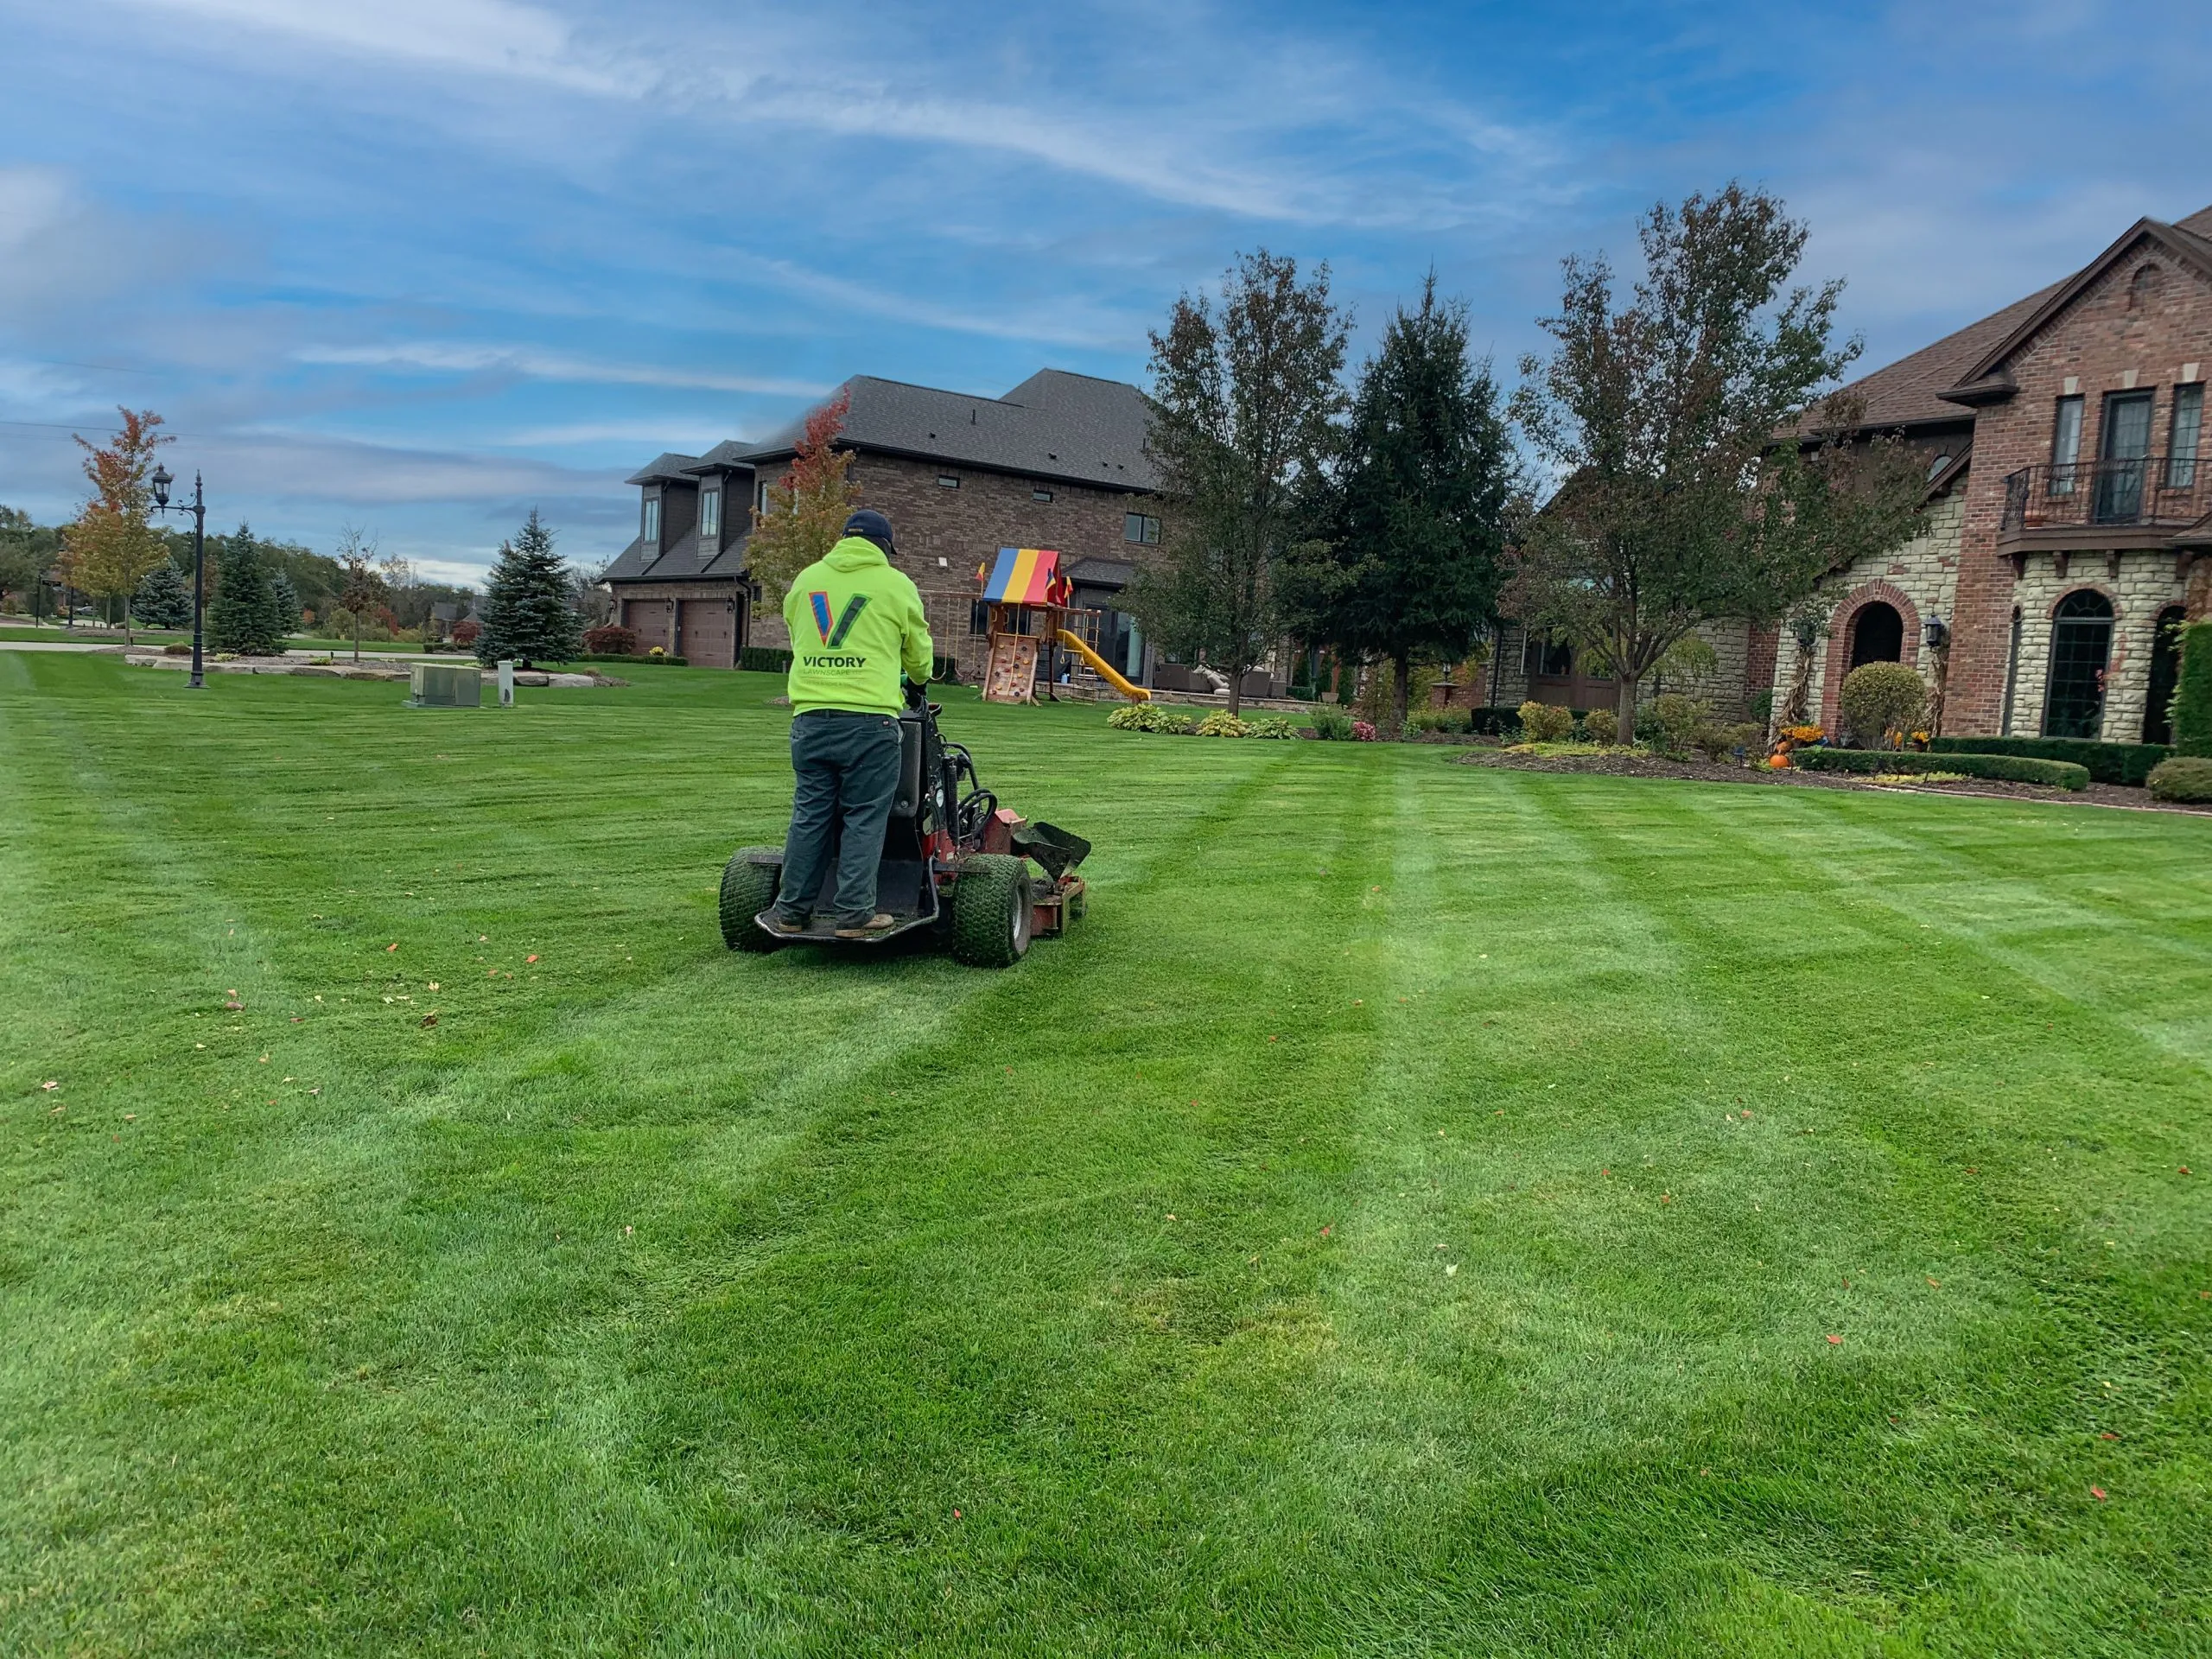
[842,509,895,554]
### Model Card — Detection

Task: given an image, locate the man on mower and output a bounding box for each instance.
[762,508,935,938]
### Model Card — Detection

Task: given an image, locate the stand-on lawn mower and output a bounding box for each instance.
[718,684,1090,967]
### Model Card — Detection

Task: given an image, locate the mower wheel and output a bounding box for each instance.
[949,855,1033,967]
[719,847,785,951]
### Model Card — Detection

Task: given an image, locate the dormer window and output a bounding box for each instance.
[700,489,721,540]
[642,496,661,546]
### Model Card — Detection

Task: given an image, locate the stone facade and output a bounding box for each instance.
[1999,550,2191,741]
[1764,207,2212,742]
[1770,487,1965,732]
[1487,618,1758,716]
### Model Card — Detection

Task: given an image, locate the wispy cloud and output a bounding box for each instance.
[293,342,825,398]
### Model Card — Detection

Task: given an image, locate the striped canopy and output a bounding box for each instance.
[979,546,1060,605]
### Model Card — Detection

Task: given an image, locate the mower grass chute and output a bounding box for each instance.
[718,690,1088,968]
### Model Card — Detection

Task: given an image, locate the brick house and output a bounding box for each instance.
[601,370,1167,679]
[1770,203,2212,741]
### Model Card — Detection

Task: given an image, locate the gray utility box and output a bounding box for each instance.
[407,663,484,708]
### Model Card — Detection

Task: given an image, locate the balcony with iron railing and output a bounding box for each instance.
[2002,455,2210,535]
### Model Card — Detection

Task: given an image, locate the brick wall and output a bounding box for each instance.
[847,454,1164,677]
[1943,239,2212,733]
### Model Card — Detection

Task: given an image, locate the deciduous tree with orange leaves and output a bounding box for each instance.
[65,408,174,643]
[746,390,857,603]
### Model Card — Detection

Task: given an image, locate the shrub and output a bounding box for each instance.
[739,645,794,674]
[1648,693,1712,755]
[2172,620,2212,757]
[1928,735,2167,787]
[1351,720,1379,741]
[1307,707,1355,741]
[451,618,480,647]
[1107,703,1149,730]
[1794,747,2087,789]
[1408,709,1471,735]
[1749,689,1775,727]
[582,624,639,656]
[1249,716,1299,739]
[1196,711,1253,738]
[2146,755,2212,803]
[1580,707,1617,745]
[1154,710,1196,734]
[1518,700,1574,742]
[1838,662,1926,748]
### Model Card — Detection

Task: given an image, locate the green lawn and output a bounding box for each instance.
[3,652,2208,1656]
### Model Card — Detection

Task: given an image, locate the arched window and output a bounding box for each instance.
[2144,605,2188,745]
[2128,264,2163,312]
[2043,589,2114,739]
[1847,601,1904,669]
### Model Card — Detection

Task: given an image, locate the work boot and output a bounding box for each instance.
[758,911,810,937]
[833,912,897,938]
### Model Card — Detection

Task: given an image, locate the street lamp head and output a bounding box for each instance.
[150,464,173,508]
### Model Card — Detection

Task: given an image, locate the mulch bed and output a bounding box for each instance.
[1452,745,2212,816]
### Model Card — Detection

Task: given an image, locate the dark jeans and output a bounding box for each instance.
[773,710,903,926]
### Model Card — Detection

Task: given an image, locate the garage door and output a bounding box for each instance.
[678,599,736,668]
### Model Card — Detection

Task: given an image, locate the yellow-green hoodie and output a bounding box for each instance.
[781,537,934,715]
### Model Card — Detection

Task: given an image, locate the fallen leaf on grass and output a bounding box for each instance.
[1445,1263,1458,1275]
[526,954,539,964]
[257,1055,269,1064]
[224,1000,244,1012]
[1826,1334,1843,1345]
[428,982,440,992]
[1928,1277,1942,1287]
[41,1081,59,1091]
[421,1013,439,1029]
[2101,1432,2119,1440]
[2091,1487,2107,1501]
[387,943,399,952]
[1319,1224,1332,1237]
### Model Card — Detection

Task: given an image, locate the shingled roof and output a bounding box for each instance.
[1825,201,2212,432]
[735,369,1158,493]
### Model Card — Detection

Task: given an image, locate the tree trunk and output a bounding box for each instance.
[353,620,361,664]
[1226,665,1243,718]
[1617,674,1640,747]
[1392,649,1411,735]
[123,597,133,647]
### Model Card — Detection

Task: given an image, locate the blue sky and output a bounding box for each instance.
[3,0,2209,583]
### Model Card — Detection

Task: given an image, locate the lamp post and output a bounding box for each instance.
[149,463,207,690]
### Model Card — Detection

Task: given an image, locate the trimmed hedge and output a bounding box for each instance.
[1795,747,2088,790]
[1928,734,2166,786]
[565,652,686,665]
[2174,620,2212,758]
[2147,755,2212,803]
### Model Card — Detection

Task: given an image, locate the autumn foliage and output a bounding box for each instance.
[746,390,858,601]
[65,408,174,641]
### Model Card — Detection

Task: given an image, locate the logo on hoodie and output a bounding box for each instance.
[808,591,869,649]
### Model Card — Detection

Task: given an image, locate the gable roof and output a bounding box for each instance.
[626,453,702,486]
[601,529,750,584]
[1940,211,2212,404]
[734,369,1158,493]
[1817,201,2212,431]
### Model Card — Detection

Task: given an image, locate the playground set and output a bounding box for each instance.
[974,546,1148,705]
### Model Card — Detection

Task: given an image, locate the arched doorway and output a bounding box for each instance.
[2043,589,2113,739]
[2144,605,2187,745]
[1847,601,1904,669]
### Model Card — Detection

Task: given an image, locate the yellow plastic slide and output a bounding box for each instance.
[1053,628,1150,702]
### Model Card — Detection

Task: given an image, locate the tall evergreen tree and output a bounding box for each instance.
[211,523,284,656]
[475,510,582,666]
[1281,275,1514,733]
[269,570,302,639]
[131,560,192,629]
